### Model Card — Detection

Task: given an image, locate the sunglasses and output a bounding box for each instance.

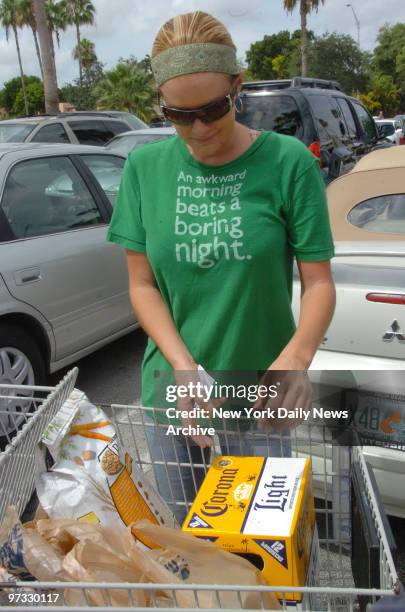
[160,86,237,126]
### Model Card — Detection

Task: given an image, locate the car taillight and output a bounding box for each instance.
[366,293,405,305]
[400,134,405,145]
[308,141,322,166]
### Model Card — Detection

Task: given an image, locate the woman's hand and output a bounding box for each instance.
[174,367,223,448]
[253,355,313,432]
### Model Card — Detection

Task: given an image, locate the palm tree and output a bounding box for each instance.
[32,0,59,112]
[61,0,95,85]
[0,0,29,115]
[45,0,67,80]
[73,37,96,73]
[95,63,155,122]
[19,0,43,81]
[284,0,325,76]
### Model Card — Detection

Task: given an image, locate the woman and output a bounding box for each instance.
[107,11,335,523]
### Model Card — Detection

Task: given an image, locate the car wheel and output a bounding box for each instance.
[0,324,46,448]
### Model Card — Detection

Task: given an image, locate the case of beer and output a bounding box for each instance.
[183,455,319,606]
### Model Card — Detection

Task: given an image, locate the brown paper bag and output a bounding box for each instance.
[132,520,281,610]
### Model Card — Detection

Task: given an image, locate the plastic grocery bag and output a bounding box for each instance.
[36,389,178,544]
[132,520,282,610]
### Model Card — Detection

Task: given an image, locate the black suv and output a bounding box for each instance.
[238,77,387,181]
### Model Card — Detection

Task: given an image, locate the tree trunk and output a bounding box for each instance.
[76,22,83,86]
[49,30,58,84]
[13,25,29,116]
[300,0,308,77]
[32,27,44,82]
[32,0,59,113]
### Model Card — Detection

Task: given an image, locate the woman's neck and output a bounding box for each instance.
[186,123,257,166]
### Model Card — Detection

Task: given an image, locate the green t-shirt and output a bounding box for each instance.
[107,131,334,412]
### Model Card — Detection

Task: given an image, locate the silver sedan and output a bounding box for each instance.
[105,127,176,157]
[0,143,137,439]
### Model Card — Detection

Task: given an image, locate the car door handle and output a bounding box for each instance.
[14,267,42,285]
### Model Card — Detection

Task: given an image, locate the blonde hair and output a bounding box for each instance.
[152,11,236,58]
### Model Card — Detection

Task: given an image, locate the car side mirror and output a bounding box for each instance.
[328,146,353,180]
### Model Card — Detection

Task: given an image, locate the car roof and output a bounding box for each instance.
[0,114,129,125]
[375,119,396,124]
[114,127,176,136]
[0,118,41,125]
[327,148,405,241]
[0,142,124,160]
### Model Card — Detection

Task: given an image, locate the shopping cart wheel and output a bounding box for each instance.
[0,323,46,447]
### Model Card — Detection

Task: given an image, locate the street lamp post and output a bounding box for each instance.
[346,3,360,47]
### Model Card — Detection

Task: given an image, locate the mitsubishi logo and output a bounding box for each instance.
[383,320,405,342]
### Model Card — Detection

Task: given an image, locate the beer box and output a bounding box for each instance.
[183,456,317,605]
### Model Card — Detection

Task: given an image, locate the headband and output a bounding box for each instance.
[151,42,240,87]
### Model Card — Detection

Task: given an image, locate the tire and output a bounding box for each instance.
[0,323,46,448]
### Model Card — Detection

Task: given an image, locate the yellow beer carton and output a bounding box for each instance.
[183,456,318,605]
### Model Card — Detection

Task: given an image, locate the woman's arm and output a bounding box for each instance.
[270,259,336,370]
[127,250,214,447]
[254,260,335,427]
[126,250,196,371]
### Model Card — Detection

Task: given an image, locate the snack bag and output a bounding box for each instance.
[0,507,65,582]
[36,390,178,544]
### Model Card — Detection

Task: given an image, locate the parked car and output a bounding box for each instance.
[292,146,405,517]
[393,114,405,128]
[105,127,176,156]
[0,111,147,146]
[0,143,136,442]
[238,77,390,182]
[375,119,405,145]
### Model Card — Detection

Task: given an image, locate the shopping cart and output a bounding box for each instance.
[0,369,402,612]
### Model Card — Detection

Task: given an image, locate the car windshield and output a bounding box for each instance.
[237,94,304,138]
[377,123,395,137]
[106,133,172,156]
[0,123,35,142]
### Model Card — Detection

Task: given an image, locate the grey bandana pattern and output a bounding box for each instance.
[151,43,240,86]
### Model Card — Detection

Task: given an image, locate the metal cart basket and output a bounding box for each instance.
[0,368,402,611]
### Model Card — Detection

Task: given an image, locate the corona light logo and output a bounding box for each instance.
[253,475,290,512]
[200,469,239,517]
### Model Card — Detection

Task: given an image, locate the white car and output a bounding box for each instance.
[375,119,404,145]
[105,127,176,157]
[293,147,405,517]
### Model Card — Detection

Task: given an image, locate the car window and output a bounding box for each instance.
[0,123,35,142]
[348,194,405,233]
[351,102,377,142]
[31,123,70,143]
[68,119,114,145]
[335,98,358,139]
[106,133,172,156]
[79,154,125,205]
[102,120,129,137]
[377,123,395,137]
[114,113,148,129]
[1,156,103,238]
[237,94,303,138]
[306,94,346,144]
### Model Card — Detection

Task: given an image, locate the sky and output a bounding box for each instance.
[1,0,405,89]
